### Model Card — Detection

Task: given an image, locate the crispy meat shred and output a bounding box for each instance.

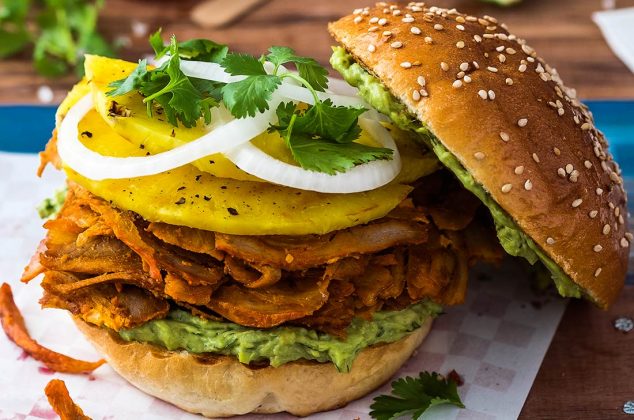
[24,178,502,337]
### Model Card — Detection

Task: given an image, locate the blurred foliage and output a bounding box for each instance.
[0,0,115,77]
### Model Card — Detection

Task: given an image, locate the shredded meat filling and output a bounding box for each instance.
[25,179,501,336]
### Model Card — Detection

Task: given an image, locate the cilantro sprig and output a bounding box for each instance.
[108,33,393,174]
[221,47,392,174]
[370,372,465,420]
[108,31,225,128]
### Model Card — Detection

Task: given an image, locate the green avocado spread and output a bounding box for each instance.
[330,47,582,299]
[119,300,441,372]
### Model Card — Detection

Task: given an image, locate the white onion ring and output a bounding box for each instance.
[178,60,368,108]
[223,118,401,193]
[57,94,277,180]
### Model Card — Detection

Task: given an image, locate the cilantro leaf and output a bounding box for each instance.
[288,134,392,175]
[150,28,228,63]
[266,46,329,91]
[370,372,465,420]
[107,59,148,96]
[221,52,267,76]
[271,101,391,175]
[221,74,281,118]
[294,99,365,143]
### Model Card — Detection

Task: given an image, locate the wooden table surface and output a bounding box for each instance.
[2,0,633,418]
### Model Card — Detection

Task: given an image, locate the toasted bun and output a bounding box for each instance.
[75,317,432,417]
[329,3,629,307]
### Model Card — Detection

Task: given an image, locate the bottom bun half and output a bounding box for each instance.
[74,317,433,417]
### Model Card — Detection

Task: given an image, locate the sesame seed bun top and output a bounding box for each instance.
[329,2,629,308]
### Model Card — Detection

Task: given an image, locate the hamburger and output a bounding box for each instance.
[22,2,627,418]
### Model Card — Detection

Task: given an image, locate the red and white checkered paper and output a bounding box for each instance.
[0,152,567,420]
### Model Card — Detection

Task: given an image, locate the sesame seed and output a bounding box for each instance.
[596,188,603,196]
[434,24,443,30]
[609,202,615,209]
[354,16,363,23]
[460,62,469,71]
[515,165,524,175]
[603,224,611,235]
[402,17,415,23]
[478,90,487,100]
[498,54,506,63]
[368,26,379,32]
[547,237,555,245]
[506,47,516,54]
[610,172,621,183]
[532,153,539,163]
[487,66,498,72]
[569,170,579,182]
[367,44,376,52]
[589,210,598,218]
[400,61,412,69]
[565,164,573,174]
[557,108,564,116]
[524,179,533,190]
[424,36,433,44]
[417,76,426,87]
[519,64,527,72]
[496,46,505,52]
[581,122,592,130]
[474,152,485,160]
[463,75,472,83]
[584,160,592,169]
[594,267,602,277]
[535,63,544,73]
[456,24,465,31]
[456,41,465,49]
[474,34,482,43]
[488,90,495,100]
[411,26,421,34]
[593,244,603,252]
[619,214,625,224]
[483,33,494,39]
[390,41,403,48]
[452,80,463,88]
[383,30,392,37]
[501,183,513,193]
[620,237,629,247]
[370,17,379,23]
[457,71,465,79]
[506,78,513,85]
[440,62,449,71]
[616,206,621,217]
[456,16,466,23]
[419,88,428,97]
[411,5,422,11]
[412,89,421,101]
[500,132,510,142]
[392,9,402,16]
[572,198,583,208]
[379,18,388,25]
[518,118,528,127]
[553,147,561,156]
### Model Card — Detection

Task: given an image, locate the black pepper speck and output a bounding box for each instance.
[175,197,186,205]
[227,207,239,216]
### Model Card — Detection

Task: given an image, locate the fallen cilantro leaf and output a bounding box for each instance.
[266,46,328,91]
[370,372,464,420]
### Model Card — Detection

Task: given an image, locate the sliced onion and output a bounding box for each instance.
[223,118,401,193]
[178,60,368,108]
[57,94,277,180]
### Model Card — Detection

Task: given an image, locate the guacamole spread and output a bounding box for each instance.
[119,300,441,373]
[330,47,582,299]
[37,187,67,219]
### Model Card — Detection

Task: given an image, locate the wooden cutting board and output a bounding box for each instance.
[191,0,267,28]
